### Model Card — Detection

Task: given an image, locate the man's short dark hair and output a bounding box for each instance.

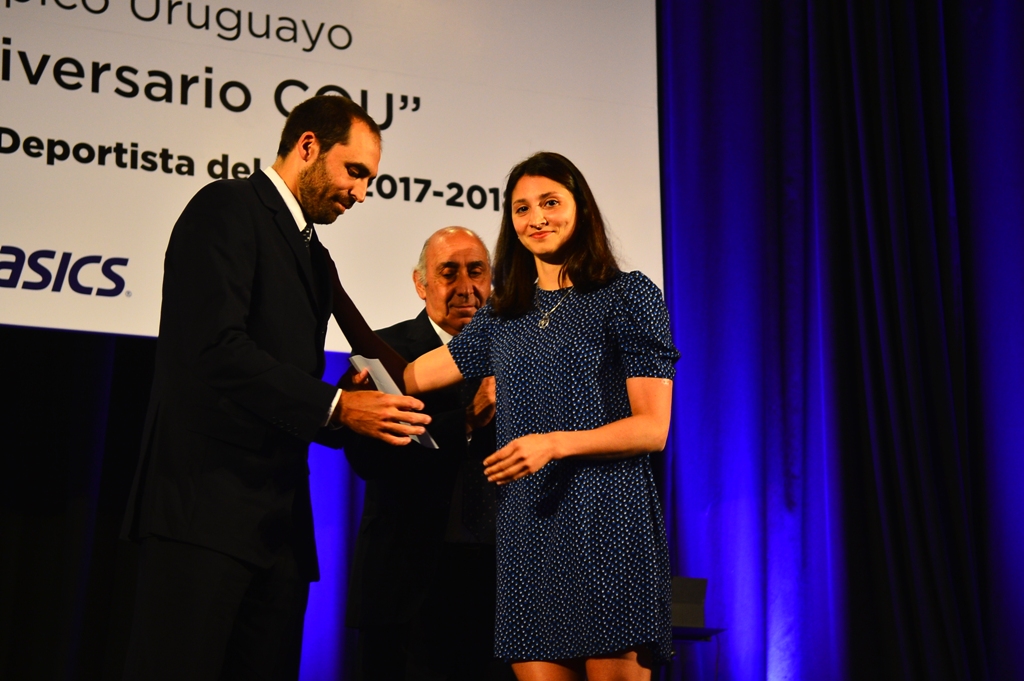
[276,95,382,159]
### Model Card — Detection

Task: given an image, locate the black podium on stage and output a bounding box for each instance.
[659,577,724,680]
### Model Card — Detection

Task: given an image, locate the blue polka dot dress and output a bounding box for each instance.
[447,270,679,665]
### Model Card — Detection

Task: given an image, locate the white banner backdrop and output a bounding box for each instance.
[0,0,661,351]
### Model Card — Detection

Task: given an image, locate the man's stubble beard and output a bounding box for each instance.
[297,155,352,225]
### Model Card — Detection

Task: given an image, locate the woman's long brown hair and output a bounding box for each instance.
[490,152,620,319]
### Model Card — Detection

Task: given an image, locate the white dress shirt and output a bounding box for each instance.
[262,166,342,425]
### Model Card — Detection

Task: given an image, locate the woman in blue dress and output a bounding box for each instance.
[403,152,678,681]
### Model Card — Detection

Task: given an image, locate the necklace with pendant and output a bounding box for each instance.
[537,288,572,329]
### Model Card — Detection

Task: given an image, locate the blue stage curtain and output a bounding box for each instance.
[300,351,365,681]
[658,0,1022,679]
[658,1,847,677]
[0,326,154,679]
[949,2,1024,678]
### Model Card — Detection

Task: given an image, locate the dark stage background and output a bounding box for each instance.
[2,1,1022,679]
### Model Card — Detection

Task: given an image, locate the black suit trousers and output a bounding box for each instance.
[123,536,308,681]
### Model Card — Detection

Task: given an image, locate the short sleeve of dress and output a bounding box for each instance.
[447,303,497,379]
[610,271,680,380]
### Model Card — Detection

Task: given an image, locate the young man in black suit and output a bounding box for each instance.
[121,95,431,681]
[345,227,514,681]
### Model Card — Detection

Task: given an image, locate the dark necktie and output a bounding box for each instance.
[300,223,314,248]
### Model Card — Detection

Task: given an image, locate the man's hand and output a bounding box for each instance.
[333,385,431,445]
[466,376,496,433]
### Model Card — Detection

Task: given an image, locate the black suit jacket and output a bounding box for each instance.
[122,172,347,582]
[344,310,496,627]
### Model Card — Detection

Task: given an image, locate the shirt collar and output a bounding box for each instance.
[263,166,308,232]
[427,316,453,346]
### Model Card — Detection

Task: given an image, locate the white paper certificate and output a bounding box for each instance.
[348,355,439,449]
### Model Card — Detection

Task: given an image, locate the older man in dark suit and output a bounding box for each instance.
[121,95,430,681]
[346,227,513,681]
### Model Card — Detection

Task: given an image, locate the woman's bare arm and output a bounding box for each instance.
[483,377,673,484]
[403,344,465,394]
